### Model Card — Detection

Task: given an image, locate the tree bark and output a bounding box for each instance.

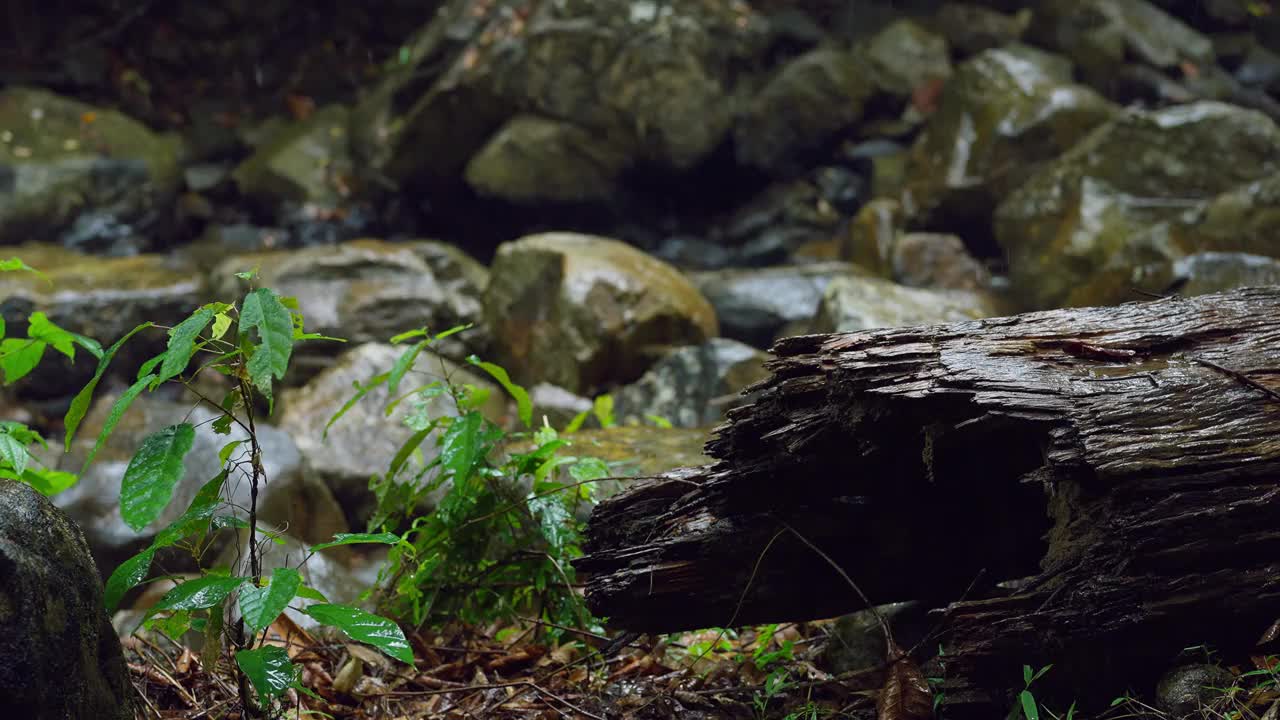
[575,286,1280,710]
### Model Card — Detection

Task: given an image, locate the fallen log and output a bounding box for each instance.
[575,286,1280,711]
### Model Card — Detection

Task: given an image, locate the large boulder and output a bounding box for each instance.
[483,233,718,394]
[51,392,345,574]
[0,243,203,397]
[0,479,133,719]
[0,87,182,254]
[863,19,952,98]
[280,343,505,531]
[465,114,632,204]
[352,0,767,188]
[211,239,490,375]
[995,102,1280,308]
[232,104,354,211]
[902,45,1118,228]
[734,47,874,174]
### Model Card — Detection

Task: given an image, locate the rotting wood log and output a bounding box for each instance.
[575,286,1280,711]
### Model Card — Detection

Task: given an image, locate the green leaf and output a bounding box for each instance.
[324,372,389,438]
[0,257,49,282]
[68,332,103,360]
[17,468,77,496]
[218,439,245,466]
[646,414,673,429]
[64,322,153,450]
[239,288,294,406]
[235,266,259,281]
[153,470,227,547]
[104,548,156,612]
[386,342,422,398]
[303,604,414,664]
[568,457,610,484]
[1019,690,1039,720]
[563,410,589,434]
[211,515,251,531]
[153,575,246,612]
[210,312,232,340]
[296,585,329,603]
[309,532,401,552]
[467,356,532,428]
[389,328,429,344]
[136,353,165,381]
[441,412,484,481]
[239,568,302,632]
[0,338,46,384]
[0,432,28,476]
[120,423,196,531]
[82,373,157,473]
[212,413,233,435]
[27,312,77,359]
[593,394,615,428]
[157,308,213,385]
[387,426,433,481]
[235,645,297,700]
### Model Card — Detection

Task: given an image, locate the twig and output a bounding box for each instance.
[1193,358,1280,403]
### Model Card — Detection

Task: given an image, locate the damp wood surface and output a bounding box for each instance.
[575,286,1280,710]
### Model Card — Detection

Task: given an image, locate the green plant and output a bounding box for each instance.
[327,325,610,637]
[1009,664,1076,720]
[64,276,415,713]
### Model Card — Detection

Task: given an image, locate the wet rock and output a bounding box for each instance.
[903,45,1118,228]
[932,4,1031,56]
[734,47,874,174]
[995,102,1280,308]
[483,232,718,394]
[0,479,133,720]
[232,104,353,210]
[0,87,181,254]
[810,275,1000,334]
[1155,664,1234,717]
[1030,0,1214,85]
[843,138,909,199]
[352,0,766,187]
[1235,40,1280,93]
[891,232,991,291]
[280,343,505,531]
[864,19,952,98]
[822,602,928,674]
[1172,252,1280,297]
[840,197,904,278]
[613,339,769,428]
[721,177,851,266]
[556,425,712,487]
[51,392,345,574]
[1184,172,1280,257]
[692,262,867,348]
[0,244,203,397]
[211,239,490,376]
[465,114,631,204]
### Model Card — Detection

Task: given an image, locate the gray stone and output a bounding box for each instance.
[1174,252,1280,297]
[822,602,928,675]
[932,4,1030,55]
[232,104,353,209]
[1031,0,1214,80]
[0,87,181,253]
[465,114,631,204]
[891,233,991,291]
[613,339,769,428]
[864,19,952,97]
[693,262,866,348]
[811,275,1000,334]
[1156,664,1235,717]
[0,479,133,719]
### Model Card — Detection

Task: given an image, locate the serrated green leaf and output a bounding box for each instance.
[0,338,46,384]
[239,567,301,632]
[157,308,213,385]
[568,457,610,484]
[63,322,153,450]
[153,575,246,612]
[235,645,297,700]
[120,423,196,531]
[0,432,28,476]
[82,373,156,472]
[303,604,413,664]
[467,356,532,428]
[104,548,156,612]
[27,312,77,359]
[239,288,294,407]
[309,532,401,552]
[441,412,484,482]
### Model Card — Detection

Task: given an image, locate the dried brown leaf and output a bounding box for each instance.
[876,641,933,720]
